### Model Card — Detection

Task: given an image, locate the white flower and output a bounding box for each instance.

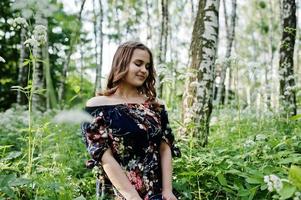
[52,110,93,124]
[7,17,28,30]
[243,139,255,148]
[263,174,283,193]
[294,192,301,200]
[24,38,39,48]
[33,25,47,44]
[255,134,266,141]
[264,175,269,183]
[0,56,5,63]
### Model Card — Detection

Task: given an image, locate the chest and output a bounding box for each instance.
[106,105,162,138]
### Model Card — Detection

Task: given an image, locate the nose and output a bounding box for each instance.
[140,65,148,73]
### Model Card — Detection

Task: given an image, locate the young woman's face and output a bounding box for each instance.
[123,49,150,88]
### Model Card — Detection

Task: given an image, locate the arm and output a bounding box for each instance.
[160,142,173,192]
[160,142,177,200]
[102,148,142,200]
[159,103,179,200]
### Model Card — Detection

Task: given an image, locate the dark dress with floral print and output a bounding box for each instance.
[81,101,180,200]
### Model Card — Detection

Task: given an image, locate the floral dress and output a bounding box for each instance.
[81,101,181,200]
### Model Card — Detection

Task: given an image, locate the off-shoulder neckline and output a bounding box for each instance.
[85,102,165,109]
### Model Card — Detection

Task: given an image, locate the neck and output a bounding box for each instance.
[114,84,140,99]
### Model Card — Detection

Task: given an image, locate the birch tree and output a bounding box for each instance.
[216,0,236,105]
[17,28,27,104]
[13,0,57,110]
[279,0,297,116]
[183,0,219,146]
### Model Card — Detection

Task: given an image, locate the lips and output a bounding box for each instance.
[137,75,146,79]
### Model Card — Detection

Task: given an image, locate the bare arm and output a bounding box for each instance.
[160,142,177,200]
[160,142,173,192]
[102,148,142,200]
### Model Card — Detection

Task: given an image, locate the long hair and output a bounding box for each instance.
[97,41,157,102]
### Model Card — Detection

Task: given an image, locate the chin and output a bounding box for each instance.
[134,79,145,84]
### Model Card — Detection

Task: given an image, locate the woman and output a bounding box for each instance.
[81,41,180,200]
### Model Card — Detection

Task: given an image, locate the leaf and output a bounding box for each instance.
[73,85,80,94]
[4,151,22,160]
[68,94,78,103]
[288,165,301,190]
[278,156,301,164]
[248,186,259,200]
[246,176,263,184]
[238,189,250,197]
[226,169,247,177]
[217,173,227,186]
[0,174,16,187]
[73,195,86,200]
[10,86,25,92]
[278,181,296,200]
[0,145,13,150]
[22,60,30,66]
[9,177,31,187]
[33,88,47,95]
[290,114,301,121]
[0,186,16,198]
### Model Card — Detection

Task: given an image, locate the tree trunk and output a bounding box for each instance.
[58,49,72,103]
[216,0,236,105]
[265,0,275,110]
[224,64,232,105]
[42,25,57,109]
[17,28,27,104]
[279,0,297,116]
[184,0,219,146]
[32,45,45,111]
[157,0,169,98]
[95,0,104,93]
[295,1,300,86]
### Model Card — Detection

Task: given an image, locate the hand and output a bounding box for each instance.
[162,191,177,200]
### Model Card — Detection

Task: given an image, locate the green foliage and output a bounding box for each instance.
[1,105,301,199]
[0,106,95,199]
[63,74,94,108]
[289,166,301,190]
[172,109,301,199]
[258,1,267,9]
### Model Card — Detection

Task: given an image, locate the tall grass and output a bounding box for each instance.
[0,106,300,199]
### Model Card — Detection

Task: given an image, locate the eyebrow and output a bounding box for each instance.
[134,59,150,64]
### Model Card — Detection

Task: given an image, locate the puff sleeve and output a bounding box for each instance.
[81,107,111,168]
[160,106,181,158]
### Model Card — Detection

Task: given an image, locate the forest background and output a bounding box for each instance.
[1,0,301,199]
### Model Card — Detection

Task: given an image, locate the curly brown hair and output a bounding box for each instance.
[96,41,157,103]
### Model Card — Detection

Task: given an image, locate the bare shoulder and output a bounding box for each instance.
[86,96,112,107]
